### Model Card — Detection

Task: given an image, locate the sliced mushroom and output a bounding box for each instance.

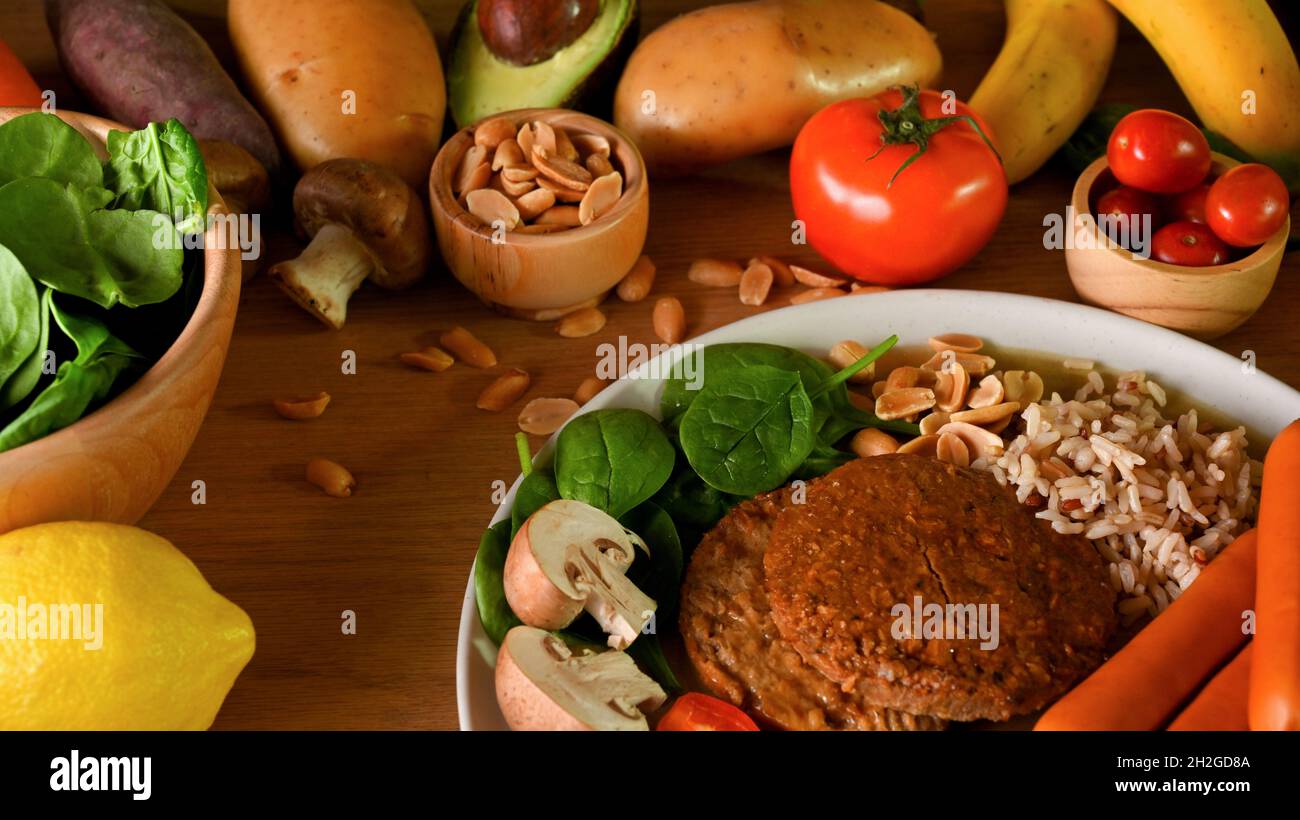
[495,626,666,731]
[937,421,1006,459]
[268,159,430,329]
[504,500,656,649]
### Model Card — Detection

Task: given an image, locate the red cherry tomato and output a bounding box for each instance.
[789,87,1007,285]
[1165,184,1211,224]
[1107,109,1211,194]
[1205,163,1290,247]
[656,693,760,731]
[1095,185,1163,234]
[1151,221,1229,267]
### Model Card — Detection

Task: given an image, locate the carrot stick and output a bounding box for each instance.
[1169,644,1252,731]
[0,39,43,108]
[1250,419,1300,730]
[1035,529,1256,731]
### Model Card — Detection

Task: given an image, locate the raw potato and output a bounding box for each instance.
[47,0,281,174]
[613,0,941,173]
[228,0,445,188]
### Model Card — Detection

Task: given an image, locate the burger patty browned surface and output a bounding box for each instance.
[679,486,946,731]
[764,454,1118,723]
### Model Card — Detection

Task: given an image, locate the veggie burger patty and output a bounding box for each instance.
[763,454,1118,722]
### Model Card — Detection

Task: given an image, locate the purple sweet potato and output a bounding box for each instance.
[46,0,281,175]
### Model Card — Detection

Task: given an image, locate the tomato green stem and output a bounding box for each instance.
[867,85,1002,187]
[812,334,899,399]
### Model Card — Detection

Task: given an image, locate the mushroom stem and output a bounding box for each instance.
[269,223,376,329]
[571,542,658,649]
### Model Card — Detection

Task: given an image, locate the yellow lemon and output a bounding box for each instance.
[0,522,254,729]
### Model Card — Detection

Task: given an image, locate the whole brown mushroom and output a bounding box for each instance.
[269,158,430,329]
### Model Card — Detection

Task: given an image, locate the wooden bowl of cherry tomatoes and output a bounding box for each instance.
[1065,109,1290,340]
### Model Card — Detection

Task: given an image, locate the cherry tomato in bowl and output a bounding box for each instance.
[1151,221,1229,267]
[1107,109,1210,194]
[789,87,1007,285]
[1095,185,1162,234]
[656,693,760,731]
[1205,163,1290,247]
[1165,184,1210,224]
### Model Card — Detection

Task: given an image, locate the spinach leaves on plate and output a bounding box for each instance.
[473,520,521,646]
[679,364,817,496]
[554,408,676,519]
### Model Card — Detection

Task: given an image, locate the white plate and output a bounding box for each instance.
[456,289,1300,730]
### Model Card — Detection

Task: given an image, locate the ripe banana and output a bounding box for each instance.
[970,0,1118,185]
[1107,0,1300,192]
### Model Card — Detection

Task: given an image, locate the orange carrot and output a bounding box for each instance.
[1250,419,1300,730]
[1036,530,1256,731]
[1169,644,1252,731]
[0,39,43,108]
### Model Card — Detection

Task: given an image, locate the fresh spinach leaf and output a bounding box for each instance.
[651,465,742,531]
[554,409,676,519]
[510,469,560,538]
[0,112,103,189]
[0,299,142,453]
[0,286,51,412]
[0,177,183,308]
[679,364,816,496]
[0,244,39,389]
[474,519,520,646]
[105,119,209,235]
[661,343,831,422]
[622,501,684,622]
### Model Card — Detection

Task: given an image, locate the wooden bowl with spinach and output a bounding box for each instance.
[0,108,241,533]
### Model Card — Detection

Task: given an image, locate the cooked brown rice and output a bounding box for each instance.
[970,365,1260,625]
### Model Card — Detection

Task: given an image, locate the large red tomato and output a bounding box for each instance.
[789,88,1007,285]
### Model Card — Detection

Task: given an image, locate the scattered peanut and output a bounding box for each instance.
[477,367,531,412]
[399,346,454,372]
[688,258,743,287]
[574,376,608,406]
[876,387,937,420]
[829,340,875,383]
[750,255,795,287]
[851,428,899,458]
[616,255,656,302]
[653,296,686,344]
[518,397,580,435]
[274,391,331,420]
[790,264,847,288]
[789,287,845,305]
[306,457,355,498]
[440,326,497,368]
[556,306,607,338]
[738,262,774,306]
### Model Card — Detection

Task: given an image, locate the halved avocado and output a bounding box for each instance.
[448,0,638,128]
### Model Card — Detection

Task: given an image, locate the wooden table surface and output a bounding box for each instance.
[3,1,1296,729]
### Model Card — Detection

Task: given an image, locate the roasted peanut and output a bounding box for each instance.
[790,264,846,288]
[688,258,743,287]
[789,287,845,305]
[578,172,622,225]
[851,428,899,458]
[574,376,608,406]
[440,326,497,368]
[474,116,517,150]
[518,397,580,435]
[750,255,795,287]
[477,368,531,412]
[616,255,656,302]
[653,296,686,344]
[466,188,520,229]
[399,347,454,372]
[306,457,355,497]
[738,262,774,306]
[274,391,331,420]
[829,340,875,383]
[556,307,607,338]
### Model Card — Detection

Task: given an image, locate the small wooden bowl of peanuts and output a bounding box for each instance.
[429,108,650,321]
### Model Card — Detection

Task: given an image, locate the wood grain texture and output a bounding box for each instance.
[0,108,242,534]
[1,0,1296,730]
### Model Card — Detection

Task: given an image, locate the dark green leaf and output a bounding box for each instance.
[510,469,560,539]
[0,112,103,189]
[554,409,676,518]
[474,519,521,646]
[0,244,39,388]
[622,501,684,622]
[105,120,209,235]
[0,177,184,308]
[679,364,816,495]
[0,286,51,412]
